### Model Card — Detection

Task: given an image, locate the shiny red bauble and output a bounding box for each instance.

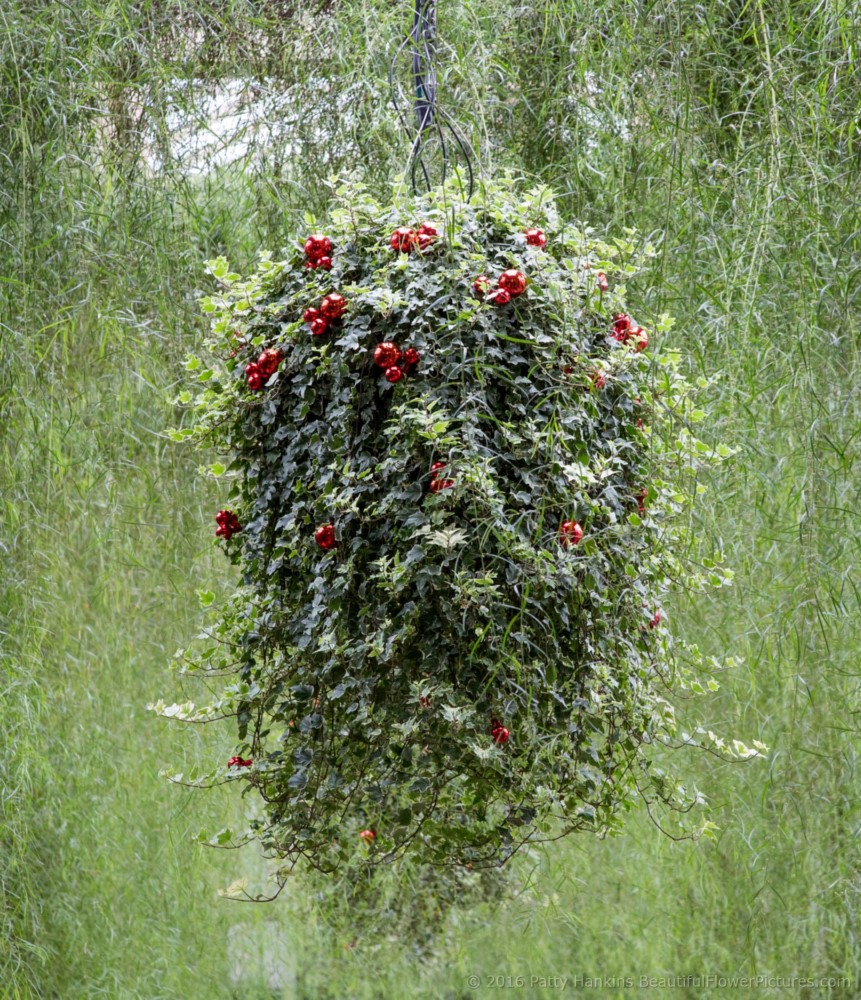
[559,520,584,547]
[596,272,609,293]
[359,828,377,844]
[304,233,331,260]
[310,317,329,337]
[524,227,547,248]
[491,719,510,745]
[632,328,648,352]
[473,274,491,298]
[373,342,402,368]
[257,347,284,378]
[498,269,527,297]
[245,362,263,391]
[390,226,418,252]
[402,347,421,368]
[429,477,454,493]
[320,292,346,320]
[303,307,320,323]
[314,523,336,550]
[649,610,662,629]
[489,287,511,306]
[417,222,438,249]
[385,365,404,383]
[430,461,447,473]
[612,313,632,341]
[215,509,242,540]
[316,256,332,271]
[227,756,253,768]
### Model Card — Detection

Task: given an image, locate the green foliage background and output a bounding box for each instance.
[1,1,859,997]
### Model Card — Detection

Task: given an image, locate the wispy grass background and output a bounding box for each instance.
[1,1,859,997]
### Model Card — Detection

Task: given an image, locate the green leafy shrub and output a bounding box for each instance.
[154,175,762,881]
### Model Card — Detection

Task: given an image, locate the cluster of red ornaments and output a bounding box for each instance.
[390,222,438,253]
[227,755,253,768]
[372,341,421,383]
[612,313,648,352]
[303,232,333,271]
[559,520,583,547]
[245,347,284,391]
[491,718,510,745]
[473,268,527,306]
[304,293,347,337]
[215,509,242,540]
[429,460,454,493]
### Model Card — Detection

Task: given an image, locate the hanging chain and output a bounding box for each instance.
[390,0,476,198]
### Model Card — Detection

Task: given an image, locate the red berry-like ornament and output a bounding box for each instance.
[649,610,662,629]
[257,347,284,378]
[596,272,609,293]
[402,347,421,369]
[373,342,402,368]
[304,233,331,261]
[227,756,253,768]
[419,695,431,708]
[316,256,332,271]
[310,317,329,337]
[320,292,346,320]
[559,520,584,547]
[473,274,491,298]
[612,313,632,342]
[430,477,454,493]
[489,287,511,306]
[498,269,527,297]
[215,509,242,540]
[632,328,649,352]
[359,828,377,844]
[314,523,336,550]
[385,365,404,384]
[417,222,438,250]
[390,227,418,253]
[303,307,320,323]
[245,362,264,391]
[590,371,606,390]
[637,488,648,516]
[524,227,547,248]
[430,461,447,473]
[491,719,510,745]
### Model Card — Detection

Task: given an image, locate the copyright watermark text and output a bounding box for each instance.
[465,973,851,991]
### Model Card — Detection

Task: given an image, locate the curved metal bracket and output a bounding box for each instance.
[390,0,476,198]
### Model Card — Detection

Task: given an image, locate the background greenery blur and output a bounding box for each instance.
[1,2,859,997]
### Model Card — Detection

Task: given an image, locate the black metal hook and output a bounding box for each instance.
[390,0,476,199]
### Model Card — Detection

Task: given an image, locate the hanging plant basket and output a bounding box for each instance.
[153,175,762,882]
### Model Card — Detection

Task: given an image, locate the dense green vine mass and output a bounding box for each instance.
[155,176,761,877]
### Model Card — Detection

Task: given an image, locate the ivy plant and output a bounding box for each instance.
[153,175,764,884]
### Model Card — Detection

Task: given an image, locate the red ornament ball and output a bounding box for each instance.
[385,365,404,384]
[632,328,649,352]
[314,523,337,551]
[390,227,418,253]
[402,347,421,368]
[320,292,346,320]
[429,477,454,493]
[524,227,547,248]
[473,274,491,298]
[596,271,609,293]
[257,347,284,378]
[215,509,242,540]
[489,287,511,306]
[310,317,329,337]
[649,610,662,629]
[316,256,332,271]
[373,342,402,368]
[303,307,320,323]
[559,520,584,547]
[304,233,331,260]
[498,269,527,297]
[430,460,447,473]
[359,828,377,844]
[491,719,510,745]
[417,222,438,249]
[245,362,264,391]
[612,313,632,342]
[227,756,253,768]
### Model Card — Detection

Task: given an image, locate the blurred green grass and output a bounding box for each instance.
[2,1,860,997]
